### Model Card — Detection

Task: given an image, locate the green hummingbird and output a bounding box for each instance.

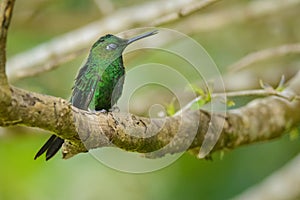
[34,30,158,160]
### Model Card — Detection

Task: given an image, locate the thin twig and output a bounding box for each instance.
[176,87,299,116]
[214,89,299,101]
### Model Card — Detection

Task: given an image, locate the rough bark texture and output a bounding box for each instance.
[0,0,14,115]
[1,0,300,159]
[0,80,299,159]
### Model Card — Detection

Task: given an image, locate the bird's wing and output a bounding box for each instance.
[71,64,101,110]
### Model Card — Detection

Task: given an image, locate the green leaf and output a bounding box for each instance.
[190,84,205,96]
[226,100,235,107]
[197,98,207,107]
[219,150,224,160]
[275,75,286,92]
[289,128,299,141]
[166,99,176,116]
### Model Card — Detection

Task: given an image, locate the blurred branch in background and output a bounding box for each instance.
[12,0,49,23]
[7,0,300,82]
[93,0,115,15]
[150,0,221,26]
[6,0,204,81]
[228,43,300,73]
[233,153,300,200]
[218,44,300,91]
[172,0,300,33]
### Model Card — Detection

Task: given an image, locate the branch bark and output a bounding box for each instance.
[0,0,14,117]
[1,69,300,159]
[0,0,14,85]
[1,0,300,160]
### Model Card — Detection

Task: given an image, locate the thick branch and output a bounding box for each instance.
[1,70,300,159]
[1,0,300,159]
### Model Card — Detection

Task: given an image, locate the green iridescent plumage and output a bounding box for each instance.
[71,34,127,111]
[35,30,157,160]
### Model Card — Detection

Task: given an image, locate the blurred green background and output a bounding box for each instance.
[1,0,300,199]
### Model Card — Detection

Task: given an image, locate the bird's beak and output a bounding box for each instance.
[127,30,158,45]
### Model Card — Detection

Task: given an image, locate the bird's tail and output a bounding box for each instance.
[34,135,64,161]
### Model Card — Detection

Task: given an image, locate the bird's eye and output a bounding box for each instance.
[106,43,118,50]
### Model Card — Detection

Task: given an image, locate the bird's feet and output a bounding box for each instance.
[88,106,120,114]
[88,108,108,114]
[109,106,120,113]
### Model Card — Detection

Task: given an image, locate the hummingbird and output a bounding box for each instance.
[34,30,158,160]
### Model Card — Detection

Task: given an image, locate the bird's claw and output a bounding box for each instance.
[99,109,108,113]
[88,108,108,114]
[109,106,120,113]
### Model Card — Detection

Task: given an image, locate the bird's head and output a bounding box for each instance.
[90,30,158,63]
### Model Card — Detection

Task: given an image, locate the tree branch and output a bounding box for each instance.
[233,153,300,200]
[169,0,300,33]
[1,69,300,159]
[1,0,300,160]
[0,0,14,117]
[0,0,14,85]
[150,0,221,26]
[229,43,300,72]
[177,83,299,117]
[6,0,200,81]
[7,0,300,81]
[93,0,115,15]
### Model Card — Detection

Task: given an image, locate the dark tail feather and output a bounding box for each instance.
[34,135,64,160]
[46,137,64,161]
[34,135,56,160]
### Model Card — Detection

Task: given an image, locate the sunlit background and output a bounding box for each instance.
[1,0,300,199]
